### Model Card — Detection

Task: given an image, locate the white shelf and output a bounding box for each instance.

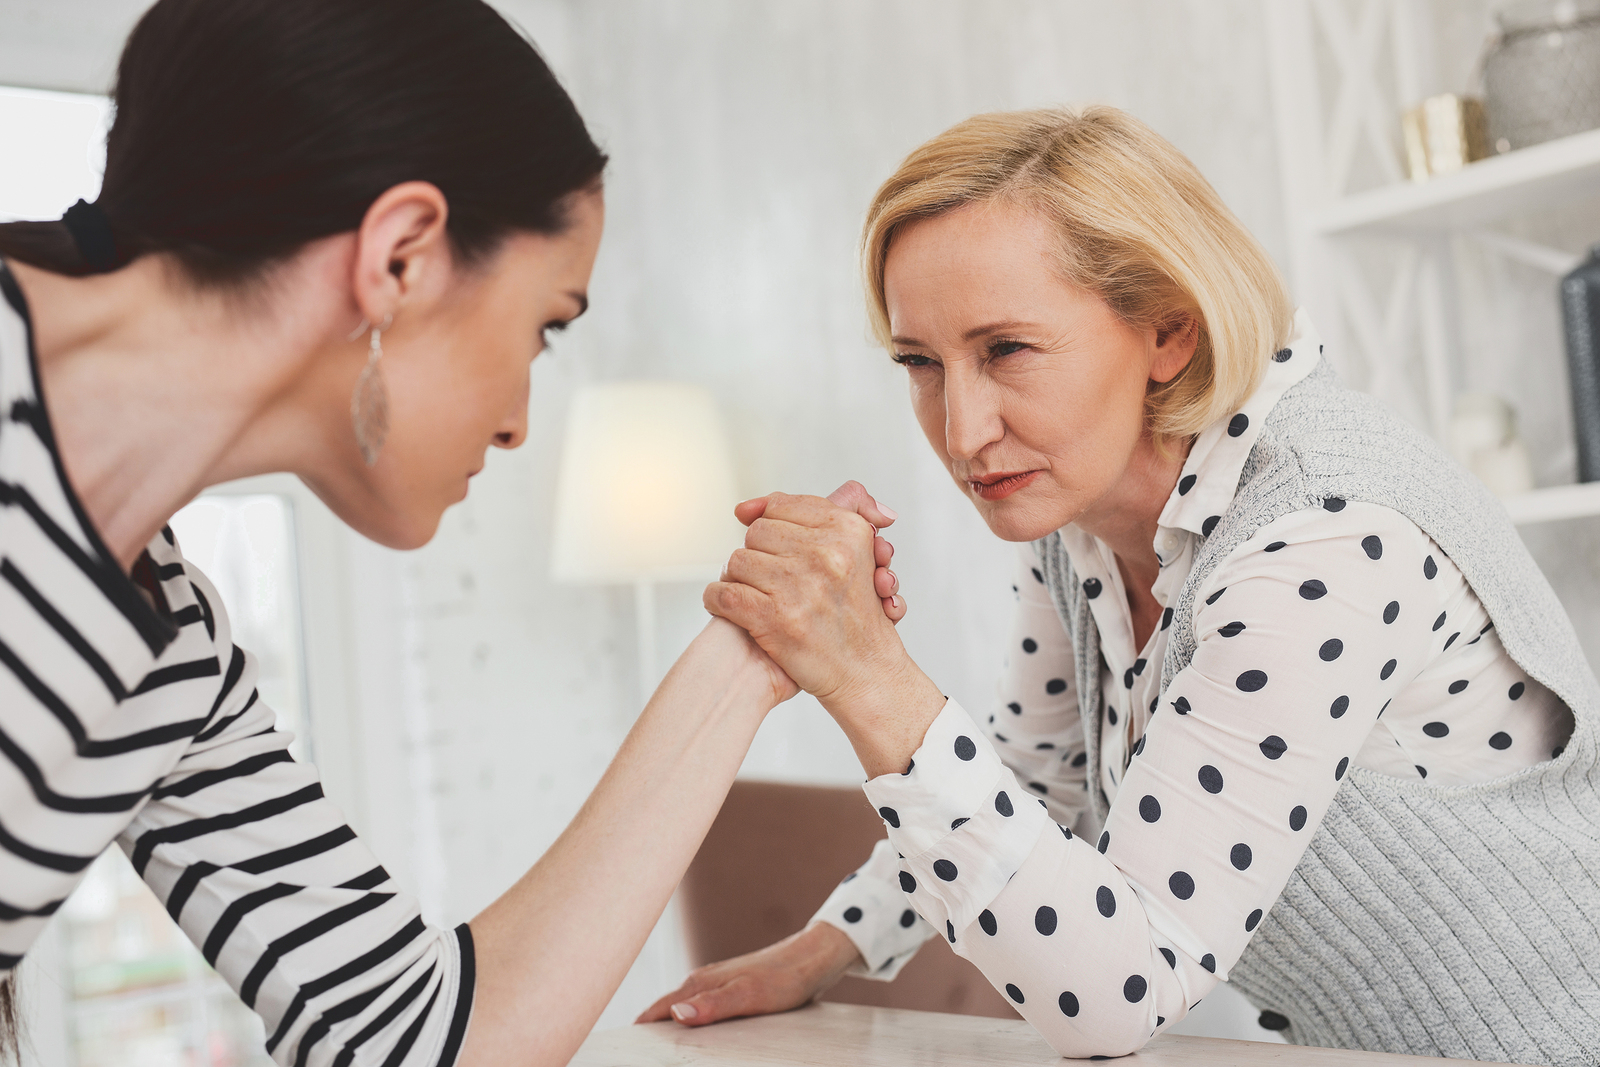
[1310,127,1600,237]
[1502,482,1600,526]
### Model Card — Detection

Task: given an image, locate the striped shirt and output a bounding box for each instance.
[0,263,473,1067]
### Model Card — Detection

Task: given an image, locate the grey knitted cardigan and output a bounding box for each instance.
[1035,360,1600,1065]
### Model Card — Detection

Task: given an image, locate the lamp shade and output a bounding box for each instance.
[551,381,742,584]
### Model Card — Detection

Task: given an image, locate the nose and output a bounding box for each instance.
[494,377,531,450]
[943,372,1003,462]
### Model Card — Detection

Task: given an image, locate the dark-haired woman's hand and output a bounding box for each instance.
[705,482,946,778]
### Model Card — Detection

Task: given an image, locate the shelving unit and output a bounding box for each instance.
[1501,482,1600,526]
[1264,0,1600,529]
[1311,126,1600,238]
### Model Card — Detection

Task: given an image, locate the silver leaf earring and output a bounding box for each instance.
[348,314,393,466]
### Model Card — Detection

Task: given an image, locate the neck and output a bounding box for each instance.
[11,248,351,570]
[1075,431,1191,597]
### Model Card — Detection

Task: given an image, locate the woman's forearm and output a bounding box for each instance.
[460,617,783,1067]
[823,656,948,779]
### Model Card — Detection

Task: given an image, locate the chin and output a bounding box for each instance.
[300,471,447,550]
[970,492,1074,544]
[341,499,445,551]
[379,511,444,551]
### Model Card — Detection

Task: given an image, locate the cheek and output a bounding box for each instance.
[469,335,531,415]
[908,377,950,460]
[401,341,520,457]
[1027,360,1148,471]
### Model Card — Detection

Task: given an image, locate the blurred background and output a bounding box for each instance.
[6,0,1600,1063]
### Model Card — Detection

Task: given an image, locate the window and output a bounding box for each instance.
[166,495,312,761]
[56,849,273,1067]
[0,86,108,223]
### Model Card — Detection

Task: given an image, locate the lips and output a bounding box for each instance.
[968,470,1039,501]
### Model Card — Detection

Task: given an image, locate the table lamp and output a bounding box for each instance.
[551,382,742,707]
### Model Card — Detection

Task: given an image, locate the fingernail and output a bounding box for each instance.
[879,503,899,521]
[671,1003,698,1021]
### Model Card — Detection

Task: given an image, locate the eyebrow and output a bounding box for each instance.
[568,291,590,317]
[961,319,1038,342]
[890,320,1040,348]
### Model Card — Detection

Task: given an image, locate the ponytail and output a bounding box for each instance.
[0,971,18,1065]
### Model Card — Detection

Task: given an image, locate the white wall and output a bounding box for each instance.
[0,0,148,93]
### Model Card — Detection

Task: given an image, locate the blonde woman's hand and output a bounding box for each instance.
[720,482,907,708]
[772,481,907,622]
[635,923,862,1028]
[705,480,945,777]
[708,482,904,703]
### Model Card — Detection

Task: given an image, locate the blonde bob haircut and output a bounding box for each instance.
[862,106,1295,441]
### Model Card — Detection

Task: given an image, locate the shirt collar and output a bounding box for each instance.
[1157,308,1321,539]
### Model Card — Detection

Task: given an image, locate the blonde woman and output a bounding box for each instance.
[645,107,1600,1064]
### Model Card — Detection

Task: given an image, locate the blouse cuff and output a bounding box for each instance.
[863,700,1006,854]
[809,839,935,981]
[863,700,1052,940]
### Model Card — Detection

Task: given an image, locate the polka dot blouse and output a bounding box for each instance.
[809,312,1574,1057]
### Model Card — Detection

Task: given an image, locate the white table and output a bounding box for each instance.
[571,1002,1524,1066]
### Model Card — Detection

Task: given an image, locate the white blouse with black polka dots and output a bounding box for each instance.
[810,313,1574,1056]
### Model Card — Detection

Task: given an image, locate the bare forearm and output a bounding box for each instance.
[460,617,780,1067]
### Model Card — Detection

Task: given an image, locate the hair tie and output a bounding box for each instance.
[61,199,119,273]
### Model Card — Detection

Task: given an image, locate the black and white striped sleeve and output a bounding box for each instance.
[123,563,474,1067]
[1,264,473,1065]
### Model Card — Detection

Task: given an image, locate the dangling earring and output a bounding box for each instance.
[349,314,393,466]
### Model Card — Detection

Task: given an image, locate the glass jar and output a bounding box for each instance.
[1482,0,1600,151]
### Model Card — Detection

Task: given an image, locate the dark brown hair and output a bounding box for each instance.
[0,0,607,284]
[0,0,603,1056]
[0,977,15,1067]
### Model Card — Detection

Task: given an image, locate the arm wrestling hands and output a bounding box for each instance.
[732,481,912,705]
[639,482,948,1028]
[711,483,947,778]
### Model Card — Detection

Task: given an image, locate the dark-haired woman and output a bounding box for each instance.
[0,2,900,1065]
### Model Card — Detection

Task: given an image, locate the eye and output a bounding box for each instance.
[989,339,1030,358]
[540,319,571,350]
[892,351,935,368]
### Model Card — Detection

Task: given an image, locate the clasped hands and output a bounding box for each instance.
[705,481,947,780]
[637,482,947,1031]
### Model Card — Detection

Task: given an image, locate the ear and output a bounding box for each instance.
[350,181,452,327]
[1149,315,1200,385]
